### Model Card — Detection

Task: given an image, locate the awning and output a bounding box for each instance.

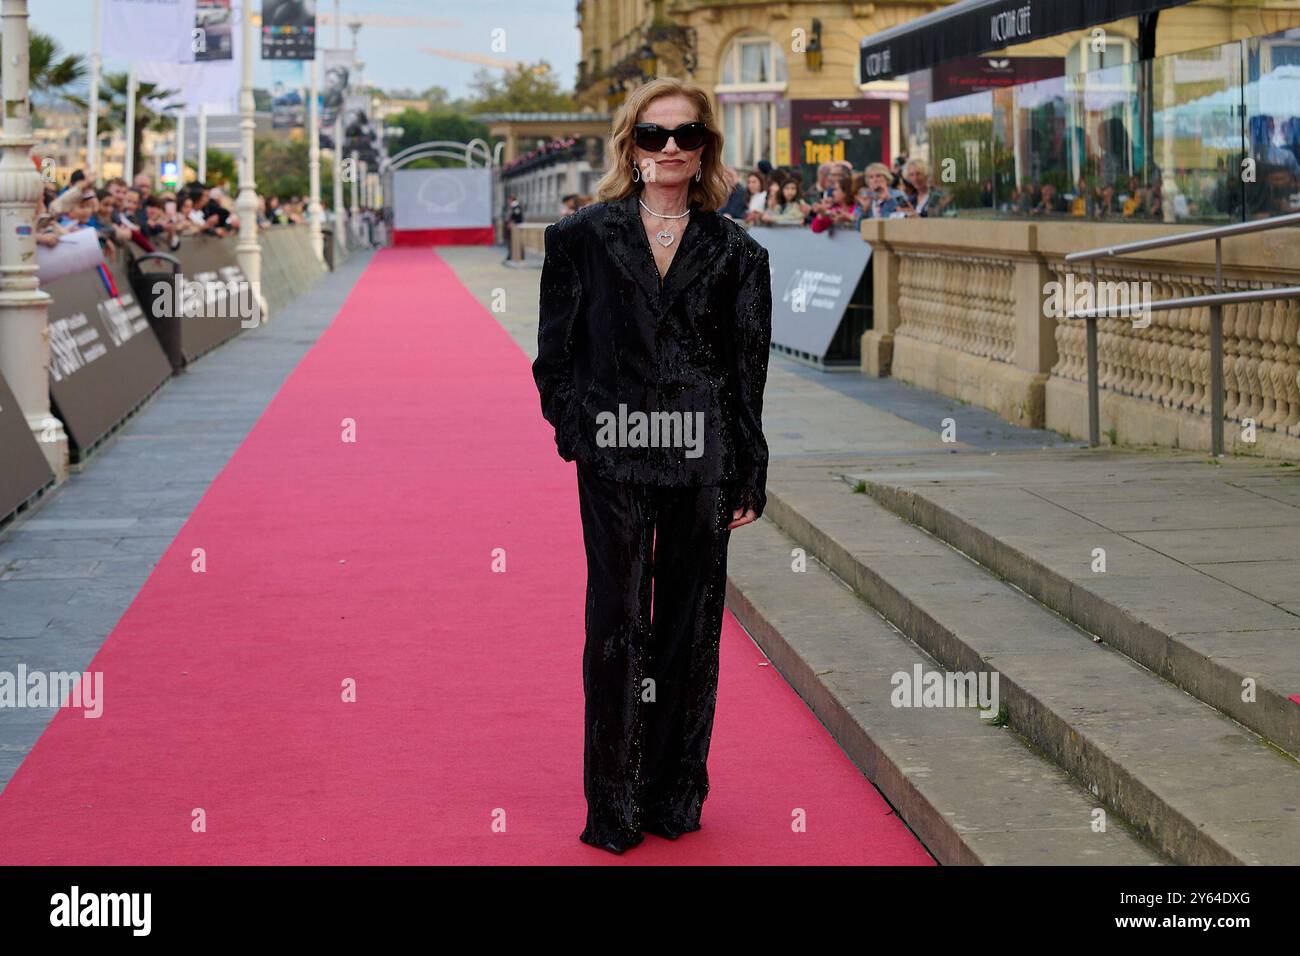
[860,0,1195,82]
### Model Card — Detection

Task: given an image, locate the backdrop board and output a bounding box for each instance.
[0,369,54,522]
[44,256,173,456]
[747,226,874,363]
[392,168,494,245]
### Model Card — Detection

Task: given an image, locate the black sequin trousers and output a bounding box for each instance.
[575,460,734,849]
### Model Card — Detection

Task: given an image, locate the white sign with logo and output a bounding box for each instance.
[748,226,874,360]
[392,169,493,230]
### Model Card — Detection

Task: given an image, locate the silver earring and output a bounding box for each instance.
[695,165,702,182]
[631,162,641,183]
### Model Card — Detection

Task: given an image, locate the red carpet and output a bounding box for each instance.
[0,247,931,866]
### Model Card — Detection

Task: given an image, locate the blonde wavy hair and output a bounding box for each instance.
[595,77,731,211]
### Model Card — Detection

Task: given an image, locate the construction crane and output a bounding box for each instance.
[317,13,461,31]
[419,48,544,72]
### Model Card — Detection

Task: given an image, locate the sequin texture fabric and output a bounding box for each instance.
[532,191,772,517]
[532,191,773,851]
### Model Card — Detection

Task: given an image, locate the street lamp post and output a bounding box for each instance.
[308,53,323,262]
[0,0,67,474]
[235,0,264,323]
[87,0,101,184]
[123,63,137,179]
[349,149,359,239]
[197,103,207,182]
[333,113,345,256]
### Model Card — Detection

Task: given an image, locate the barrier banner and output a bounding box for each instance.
[747,226,873,363]
[144,235,251,366]
[0,369,54,522]
[44,256,173,455]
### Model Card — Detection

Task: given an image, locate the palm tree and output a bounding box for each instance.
[0,30,86,119]
[70,72,184,180]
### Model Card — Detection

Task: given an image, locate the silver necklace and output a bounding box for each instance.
[639,197,689,247]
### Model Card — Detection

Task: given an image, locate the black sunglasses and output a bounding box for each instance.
[632,122,710,152]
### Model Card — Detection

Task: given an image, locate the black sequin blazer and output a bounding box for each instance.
[532,191,773,517]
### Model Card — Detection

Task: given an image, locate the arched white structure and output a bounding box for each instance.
[382,139,501,247]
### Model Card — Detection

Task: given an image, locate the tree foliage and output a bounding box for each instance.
[467,62,576,114]
[68,72,183,178]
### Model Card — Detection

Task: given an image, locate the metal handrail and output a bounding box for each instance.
[1068,285,1300,320]
[1063,212,1300,456]
[1064,210,1300,263]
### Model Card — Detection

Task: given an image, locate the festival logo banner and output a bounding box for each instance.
[261,0,317,60]
[138,0,242,114]
[194,0,234,61]
[270,60,306,129]
[319,48,354,148]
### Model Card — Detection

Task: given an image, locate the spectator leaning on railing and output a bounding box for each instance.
[810,176,857,233]
[901,158,949,218]
[1031,182,1066,216]
[35,188,64,249]
[743,168,768,225]
[143,196,182,251]
[857,162,910,220]
[719,166,750,220]
[760,179,809,226]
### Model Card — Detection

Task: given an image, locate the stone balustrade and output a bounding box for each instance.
[861,217,1300,457]
[897,252,1016,365]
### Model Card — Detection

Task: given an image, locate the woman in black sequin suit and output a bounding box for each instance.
[532,78,773,854]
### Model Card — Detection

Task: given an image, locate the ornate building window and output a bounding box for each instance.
[716,33,788,169]
[1066,34,1135,76]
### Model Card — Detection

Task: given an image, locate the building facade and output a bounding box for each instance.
[576,1,1300,179]
[575,0,947,176]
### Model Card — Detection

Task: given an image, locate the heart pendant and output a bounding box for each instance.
[655,230,674,247]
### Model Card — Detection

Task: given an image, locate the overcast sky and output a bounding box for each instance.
[32,0,582,101]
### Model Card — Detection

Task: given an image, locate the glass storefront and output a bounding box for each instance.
[921,27,1300,224]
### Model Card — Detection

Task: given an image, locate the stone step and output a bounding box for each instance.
[756,462,1300,865]
[851,465,1300,759]
[726,518,1164,865]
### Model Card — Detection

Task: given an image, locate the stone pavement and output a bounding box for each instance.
[0,251,373,789]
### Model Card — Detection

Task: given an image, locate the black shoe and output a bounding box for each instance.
[579,829,643,855]
[642,817,700,840]
[641,819,681,840]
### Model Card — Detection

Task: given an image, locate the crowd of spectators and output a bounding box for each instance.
[36,165,313,269]
[718,154,951,233]
[976,155,1299,222]
[1000,175,1167,219]
[712,156,1298,229]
